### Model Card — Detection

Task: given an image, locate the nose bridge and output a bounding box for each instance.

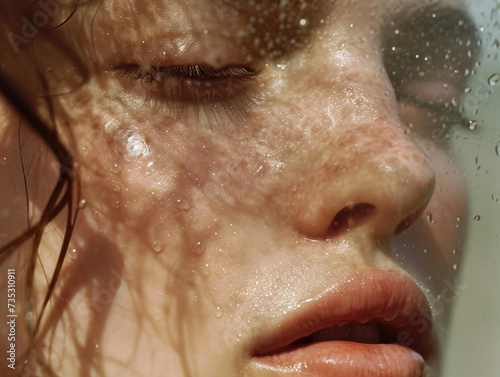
[287,51,436,239]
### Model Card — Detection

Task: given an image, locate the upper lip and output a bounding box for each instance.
[253,269,433,358]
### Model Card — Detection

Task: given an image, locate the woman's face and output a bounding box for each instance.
[4,0,476,376]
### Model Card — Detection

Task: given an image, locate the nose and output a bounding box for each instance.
[291,128,436,239]
[284,58,436,240]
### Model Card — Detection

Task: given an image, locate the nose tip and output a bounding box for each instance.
[290,127,437,240]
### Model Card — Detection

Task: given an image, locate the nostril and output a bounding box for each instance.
[328,203,376,236]
[395,205,428,234]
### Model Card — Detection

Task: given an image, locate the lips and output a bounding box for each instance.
[251,269,433,377]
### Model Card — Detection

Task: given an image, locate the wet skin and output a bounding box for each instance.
[0,0,475,376]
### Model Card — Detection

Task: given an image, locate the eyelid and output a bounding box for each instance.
[117,64,258,82]
[398,95,469,127]
[115,63,259,104]
[113,63,262,126]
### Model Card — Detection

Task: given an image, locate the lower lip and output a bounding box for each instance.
[253,341,425,377]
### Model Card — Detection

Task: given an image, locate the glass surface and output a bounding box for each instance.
[443,1,500,376]
[0,1,498,376]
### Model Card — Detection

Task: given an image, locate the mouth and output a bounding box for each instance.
[251,269,433,377]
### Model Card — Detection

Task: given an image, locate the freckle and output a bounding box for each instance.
[110,179,121,192]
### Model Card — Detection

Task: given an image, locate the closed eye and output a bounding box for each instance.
[112,63,262,127]
[116,64,258,104]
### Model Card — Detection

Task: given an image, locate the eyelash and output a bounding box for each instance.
[116,64,260,125]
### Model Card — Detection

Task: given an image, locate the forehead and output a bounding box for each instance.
[76,0,457,62]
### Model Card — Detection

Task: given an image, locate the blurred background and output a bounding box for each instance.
[442,1,500,376]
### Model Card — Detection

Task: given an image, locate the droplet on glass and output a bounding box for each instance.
[496,144,500,157]
[110,163,122,175]
[453,264,457,270]
[215,306,223,318]
[176,199,191,211]
[152,240,165,254]
[464,85,472,93]
[474,215,481,221]
[488,73,500,86]
[78,199,87,209]
[193,241,205,256]
[111,200,120,209]
[468,120,478,131]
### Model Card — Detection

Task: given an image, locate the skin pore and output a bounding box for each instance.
[0,0,477,376]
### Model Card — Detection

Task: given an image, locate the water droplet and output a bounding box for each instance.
[453,264,457,270]
[111,200,120,209]
[450,97,458,107]
[426,213,436,224]
[176,199,191,211]
[488,73,500,86]
[110,163,122,175]
[153,309,162,321]
[0,156,7,165]
[474,215,481,221]
[193,241,205,256]
[452,249,456,255]
[468,120,478,131]
[423,249,428,254]
[215,306,223,318]
[464,85,472,93]
[78,199,87,209]
[69,248,78,260]
[152,240,165,254]
[95,344,100,353]
[456,217,462,222]
[496,144,500,157]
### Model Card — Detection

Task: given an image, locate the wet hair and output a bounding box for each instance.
[0,1,87,372]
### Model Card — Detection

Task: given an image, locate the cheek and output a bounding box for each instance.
[69,101,272,244]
